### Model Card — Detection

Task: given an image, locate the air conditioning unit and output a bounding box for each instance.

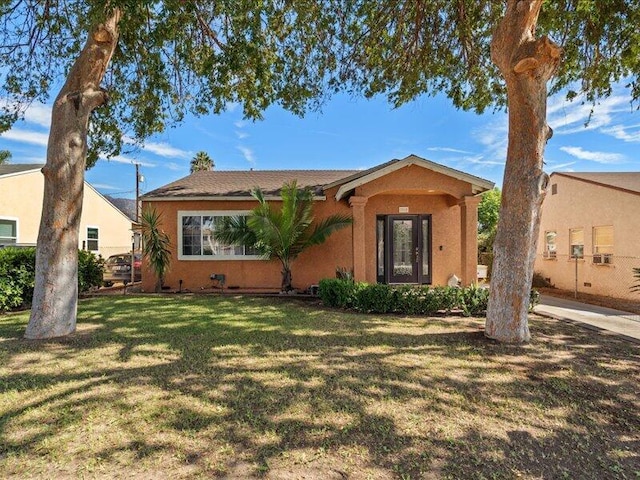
[593,254,613,265]
[543,251,557,259]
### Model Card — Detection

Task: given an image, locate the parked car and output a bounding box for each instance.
[103,253,142,286]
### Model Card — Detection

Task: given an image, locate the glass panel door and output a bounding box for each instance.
[388,217,418,283]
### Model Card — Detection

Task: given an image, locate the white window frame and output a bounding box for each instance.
[569,227,584,259]
[0,216,18,245]
[86,226,100,252]
[543,230,557,259]
[177,210,263,261]
[592,225,613,264]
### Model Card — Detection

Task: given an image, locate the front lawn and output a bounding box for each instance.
[1,295,639,479]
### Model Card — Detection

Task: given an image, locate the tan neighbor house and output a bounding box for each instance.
[0,164,136,258]
[535,172,640,300]
[141,155,494,292]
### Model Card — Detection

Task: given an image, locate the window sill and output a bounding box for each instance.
[178,255,264,261]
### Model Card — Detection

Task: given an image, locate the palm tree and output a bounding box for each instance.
[0,150,11,165]
[190,151,214,173]
[632,267,640,293]
[214,181,352,291]
[140,207,171,292]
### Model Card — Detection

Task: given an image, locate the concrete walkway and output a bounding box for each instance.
[535,295,640,343]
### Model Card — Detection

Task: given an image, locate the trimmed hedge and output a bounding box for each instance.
[0,247,105,312]
[318,278,539,317]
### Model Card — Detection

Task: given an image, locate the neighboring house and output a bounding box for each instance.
[0,164,136,258]
[141,154,494,292]
[535,172,640,300]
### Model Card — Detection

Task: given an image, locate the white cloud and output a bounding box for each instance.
[472,115,508,162]
[140,140,190,158]
[463,155,505,166]
[548,94,630,135]
[91,183,119,190]
[427,146,472,154]
[165,162,184,171]
[559,146,625,164]
[235,130,249,139]
[234,120,247,129]
[601,123,640,142]
[0,128,49,146]
[237,146,256,166]
[100,154,157,168]
[544,160,577,171]
[24,102,52,128]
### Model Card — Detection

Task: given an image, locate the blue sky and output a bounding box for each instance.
[1,86,638,199]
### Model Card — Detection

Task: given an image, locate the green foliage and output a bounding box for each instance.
[319,279,505,317]
[478,188,501,236]
[215,181,352,291]
[0,2,342,163]
[632,268,640,293]
[0,150,10,165]
[0,248,36,311]
[529,289,541,312]
[338,2,640,111]
[141,208,172,293]
[190,151,214,173]
[78,250,105,293]
[0,247,103,311]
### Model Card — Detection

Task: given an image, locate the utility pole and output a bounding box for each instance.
[135,163,140,223]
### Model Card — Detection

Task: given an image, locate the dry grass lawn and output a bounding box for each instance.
[0,295,639,479]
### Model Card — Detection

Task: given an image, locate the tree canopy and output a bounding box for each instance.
[190,151,214,173]
[0,1,340,165]
[478,188,501,236]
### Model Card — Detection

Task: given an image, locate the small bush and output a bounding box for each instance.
[0,247,105,312]
[318,278,357,309]
[0,247,36,311]
[529,289,540,312]
[354,283,397,313]
[460,284,490,317]
[532,271,553,288]
[78,250,105,293]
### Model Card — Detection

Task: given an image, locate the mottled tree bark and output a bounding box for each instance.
[485,0,561,343]
[25,9,121,339]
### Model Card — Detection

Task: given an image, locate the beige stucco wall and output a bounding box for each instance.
[143,164,483,291]
[534,174,640,300]
[0,169,134,258]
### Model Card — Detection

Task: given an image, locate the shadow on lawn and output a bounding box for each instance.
[1,295,639,478]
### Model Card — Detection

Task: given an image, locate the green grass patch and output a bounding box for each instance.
[1,295,639,478]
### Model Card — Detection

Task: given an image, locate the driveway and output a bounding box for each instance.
[535,294,640,343]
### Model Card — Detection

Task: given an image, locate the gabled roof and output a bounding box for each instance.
[329,154,494,200]
[106,196,137,222]
[142,154,494,201]
[552,172,640,197]
[143,169,360,200]
[0,163,44,178]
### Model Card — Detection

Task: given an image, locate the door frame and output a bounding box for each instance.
[377,214,432,285]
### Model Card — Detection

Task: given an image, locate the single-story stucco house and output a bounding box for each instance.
[535,171,640,300]
[140,154,494,292]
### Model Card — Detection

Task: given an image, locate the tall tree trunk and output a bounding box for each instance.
[485,0,561,343]
[281,262,293,292]
[25,9,121,339]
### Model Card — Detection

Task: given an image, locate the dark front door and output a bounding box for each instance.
[380,215,432,284]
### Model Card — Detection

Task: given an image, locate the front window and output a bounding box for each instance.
[544,231,557,258]
[569,228,584,259]
[86,227,99,251]
[593,226,613,263]
[0,219,17,245]
[179,212,261,260]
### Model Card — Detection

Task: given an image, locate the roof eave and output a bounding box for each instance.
[143,195,327,202]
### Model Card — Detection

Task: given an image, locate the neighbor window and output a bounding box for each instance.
[569,228,584,258]
[0,218,17,245]
[179,212,260,259]
[87,227,99,251]
[593,226,613,263]
[544,231,557,258]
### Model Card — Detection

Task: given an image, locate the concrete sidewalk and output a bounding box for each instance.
[535,295,640,343]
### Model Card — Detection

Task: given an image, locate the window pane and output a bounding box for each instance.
[392,220,413,276]
[377,218,384,277]
[182,216,202,256]
[421,219,429,276]
[569,228,584,245]
[202,216,215,255]
[0,219,16,243]
[87,227,99,251]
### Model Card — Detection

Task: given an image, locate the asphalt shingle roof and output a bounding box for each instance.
[143,169,361,198]
[0,164,44,176]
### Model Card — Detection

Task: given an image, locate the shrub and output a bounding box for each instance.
[460,284,490,317]
[0,247,36,311]
[0,247,105,312]
[529,289,540,312]
[78,250,105,293]
[354,283,397,313]
[532,271,553,288]
[318,278,357,309]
